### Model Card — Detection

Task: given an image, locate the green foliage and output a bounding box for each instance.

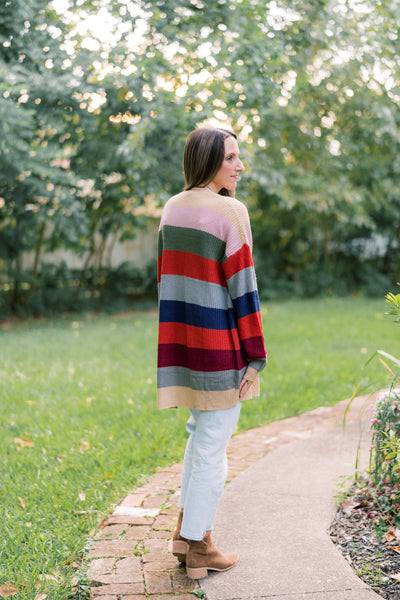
[385,291,400,325]
[0,261,157,318]
[2,0,400,313]
[370,387,400,522]
[355,559,387,592]
[369,291,400,521]
[0,0,90,313]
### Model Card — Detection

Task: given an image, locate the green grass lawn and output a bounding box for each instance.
[1,297,399,599]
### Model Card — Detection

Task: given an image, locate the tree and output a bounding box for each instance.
[2,0,400,316]
[0,0,90,310]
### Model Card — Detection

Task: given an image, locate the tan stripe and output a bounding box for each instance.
[157,378,260,411]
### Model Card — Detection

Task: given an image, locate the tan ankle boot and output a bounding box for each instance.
[185,531,238,579]
[171,509,188,563]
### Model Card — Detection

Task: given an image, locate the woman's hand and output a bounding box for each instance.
[239,378,252,400]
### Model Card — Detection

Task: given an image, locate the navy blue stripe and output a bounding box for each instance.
[159,300,237,330]
[232,291,260,319]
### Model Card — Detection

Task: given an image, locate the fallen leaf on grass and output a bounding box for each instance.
[18,497,26,508]
[78,441,90,452]
[0,584,19,597]
[34,573,58,598]
[14,438,34,448]
[391,546,400,555]
[389,573,400,582]
[37,574,58,585]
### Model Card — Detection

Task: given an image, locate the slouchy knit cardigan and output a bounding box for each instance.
[157,187,267,411]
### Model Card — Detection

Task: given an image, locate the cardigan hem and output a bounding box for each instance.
[157,378,260,411]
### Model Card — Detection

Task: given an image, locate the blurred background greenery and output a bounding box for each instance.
[1,0,400,319]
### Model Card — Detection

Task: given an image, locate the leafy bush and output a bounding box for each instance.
[0,261,157,319]
[368,291,400,521]
[104,261,157,298]
[254,248,394,300]
[370,387,400,522]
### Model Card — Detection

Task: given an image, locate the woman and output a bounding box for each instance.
[157,126,267,579]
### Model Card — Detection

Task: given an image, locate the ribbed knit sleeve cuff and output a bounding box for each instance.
[244,358,267,382]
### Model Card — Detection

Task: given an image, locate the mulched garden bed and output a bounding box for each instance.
[329,479,400,599]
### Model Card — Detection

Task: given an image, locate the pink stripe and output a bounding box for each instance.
[161,204,247,258]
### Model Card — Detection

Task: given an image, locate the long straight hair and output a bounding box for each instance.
[183,127,237,197]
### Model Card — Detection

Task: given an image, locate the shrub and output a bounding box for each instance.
[368,290,400,521]
[370,387,400,522]
[0,260,157,319]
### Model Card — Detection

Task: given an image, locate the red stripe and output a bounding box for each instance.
[223,244,253,280]
[237,312,264,339]
[158,322,242,351]
[159,250,226,285]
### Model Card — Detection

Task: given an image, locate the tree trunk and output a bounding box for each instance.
[10,252,23,313]
[32,222,46,277]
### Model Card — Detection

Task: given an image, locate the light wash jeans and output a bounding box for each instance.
[179,403,242,541]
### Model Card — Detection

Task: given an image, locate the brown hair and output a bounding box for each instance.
[183,127,237,197]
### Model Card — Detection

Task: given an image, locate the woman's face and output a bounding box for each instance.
[207,136,245,194]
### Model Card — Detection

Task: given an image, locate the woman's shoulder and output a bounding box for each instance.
[221,194,248,211]
[164,188,205,206]
[217,195,250,224]
[163,188,249,220]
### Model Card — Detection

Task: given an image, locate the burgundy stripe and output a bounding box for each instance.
[158,343,247,372]
[241,336,267,359]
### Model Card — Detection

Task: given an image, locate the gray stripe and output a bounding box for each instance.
[159,275,233,309]
[249,358,267,372]
[226,266,258,300]
[157,366,246,391]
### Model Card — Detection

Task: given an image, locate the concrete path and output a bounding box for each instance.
[201,397,380,600]
[87,394,383,600]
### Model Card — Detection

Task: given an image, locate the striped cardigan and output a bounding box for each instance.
[157,187,267,411]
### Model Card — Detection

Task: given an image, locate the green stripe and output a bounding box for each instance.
[158,225,226,261]
[158,229,163,258]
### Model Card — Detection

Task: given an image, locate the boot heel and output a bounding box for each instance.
[186,565,208,579]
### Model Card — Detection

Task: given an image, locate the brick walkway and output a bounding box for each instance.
[87,398,364,599]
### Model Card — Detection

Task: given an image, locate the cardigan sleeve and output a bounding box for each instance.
[222,200,267,381]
